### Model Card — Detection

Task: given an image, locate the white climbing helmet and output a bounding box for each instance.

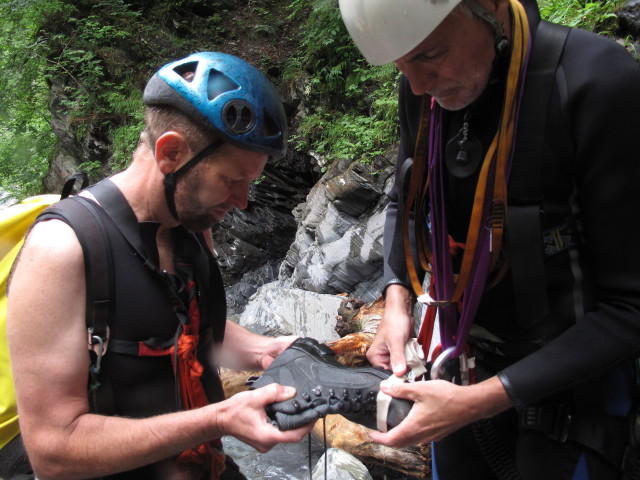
[339,0,463,66]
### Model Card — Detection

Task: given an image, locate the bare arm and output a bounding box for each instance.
[218,320,298,371]
[366,284,415,375]
[7,220,311,480]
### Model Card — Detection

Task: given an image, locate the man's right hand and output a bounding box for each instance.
[214,384,314,453]
[366,284,415,376]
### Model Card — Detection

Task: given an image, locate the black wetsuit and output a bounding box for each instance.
[383,1,640,478]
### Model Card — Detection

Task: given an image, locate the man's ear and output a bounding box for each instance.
[155,131,191,175]
[484,0,509,18]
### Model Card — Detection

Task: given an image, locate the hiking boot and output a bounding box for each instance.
[248,337,413,431]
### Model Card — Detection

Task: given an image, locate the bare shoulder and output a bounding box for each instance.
[8,218,86,329]
[23,217,83,257]
[11,218,84,282]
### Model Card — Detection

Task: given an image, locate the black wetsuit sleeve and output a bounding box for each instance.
[383,76,423,293]
[498,30,640,408]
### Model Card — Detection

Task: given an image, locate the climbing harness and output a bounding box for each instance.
[403,0,532,368]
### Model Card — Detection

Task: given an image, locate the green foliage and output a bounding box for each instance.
[298,65,399,165]
[0,0,236,197]
[0,127,54,198]
[0,0,61,197]
[620,35,640,62]
[0,0,634,199]
[540,0,621,34]
[109,123,143,173]
[285,0,399,164]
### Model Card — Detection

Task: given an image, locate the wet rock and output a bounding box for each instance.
[619,0,640,37]
[312,448,373,480]
[279,149,397,303]
[238,283,342,342]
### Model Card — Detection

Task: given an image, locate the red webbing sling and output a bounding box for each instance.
[86,178,226,479]
[138,280,226,478]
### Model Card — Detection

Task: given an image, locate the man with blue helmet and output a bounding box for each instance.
[7,52,312,479]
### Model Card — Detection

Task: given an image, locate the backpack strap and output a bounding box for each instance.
[508,20,570,328]
[87,179,152,268]
[60,172,89,200]
[37,195,115,412]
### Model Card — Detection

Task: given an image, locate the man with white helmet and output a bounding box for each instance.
[340,0,640,478]
[7,52,313,480]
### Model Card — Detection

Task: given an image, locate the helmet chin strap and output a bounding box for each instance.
[163,139,224,221]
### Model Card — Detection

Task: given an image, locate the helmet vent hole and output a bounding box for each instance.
[222,100,256,135]
[207,71,239,100]
[173,61,198,82]
[263,111,279,137]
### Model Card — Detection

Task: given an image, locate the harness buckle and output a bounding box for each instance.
[543,219,579,257]
[519,403,572,442]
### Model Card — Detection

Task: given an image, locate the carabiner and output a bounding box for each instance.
[430,346,472,385]
[430,346,456,380]
[87,327,109,375]
[417,292,452,307]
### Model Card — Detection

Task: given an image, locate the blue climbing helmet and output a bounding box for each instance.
[143,51,287,159]
[142,52,287,220]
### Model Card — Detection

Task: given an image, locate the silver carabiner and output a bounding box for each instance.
[430,346,455,381]
[87,327,109,374]
[430,346,471,385]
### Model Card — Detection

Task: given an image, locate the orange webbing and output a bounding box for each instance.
[403,95,432,298]
[175,280,226,479]
[417,283,438,359]
[451,0,530,303]
[403,0,531,355]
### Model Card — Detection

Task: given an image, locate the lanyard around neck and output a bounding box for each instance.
[404,0,532,357]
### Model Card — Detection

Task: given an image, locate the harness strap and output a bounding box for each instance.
[37,196,116,414]
[402,97,432,295]
[507,20,570,327]
[88,179,156,271]
[174,280,226,478]
[520,404,629,468]
[108,327,213,357]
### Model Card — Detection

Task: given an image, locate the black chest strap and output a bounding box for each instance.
[507,20,570,328]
